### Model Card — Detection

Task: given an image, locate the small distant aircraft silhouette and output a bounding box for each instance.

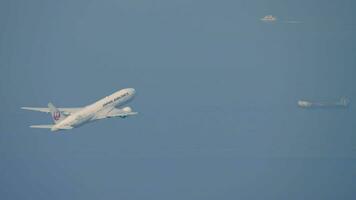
[260,15,277,22]
[298,97,350,108]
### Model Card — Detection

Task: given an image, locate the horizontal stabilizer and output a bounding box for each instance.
[21,107,82,115]
[29,125,73,131]
[22,107,51,113]
[30,125,54,129]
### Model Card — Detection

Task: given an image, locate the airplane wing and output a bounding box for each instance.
[21,107,82,115]
[94,108,138,120]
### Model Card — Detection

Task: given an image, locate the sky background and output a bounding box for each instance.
[1,0,356,199]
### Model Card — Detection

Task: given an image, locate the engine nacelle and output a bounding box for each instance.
[122,106,132,113]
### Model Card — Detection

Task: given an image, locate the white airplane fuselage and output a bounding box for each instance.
[51,88,136,131]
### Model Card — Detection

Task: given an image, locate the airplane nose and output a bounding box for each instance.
[129,88,136,95]
[131,88,136,95]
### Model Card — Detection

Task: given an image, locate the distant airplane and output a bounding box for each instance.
[22,88,138,131]
[297,97,350,108]
[260,15,277,22]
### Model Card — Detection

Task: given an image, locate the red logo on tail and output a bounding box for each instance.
[53,111,61,121]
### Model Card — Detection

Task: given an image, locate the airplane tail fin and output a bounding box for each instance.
[48,102,66,124]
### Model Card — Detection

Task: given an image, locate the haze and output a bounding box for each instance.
[0,0,355,199]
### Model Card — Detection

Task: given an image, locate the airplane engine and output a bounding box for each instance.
[122,106,132,113]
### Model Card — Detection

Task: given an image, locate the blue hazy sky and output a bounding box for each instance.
[1,0,355,199]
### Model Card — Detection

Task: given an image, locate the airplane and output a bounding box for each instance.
[297,97,350,108]
[21,88,138,132]
[260,15,277,22]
